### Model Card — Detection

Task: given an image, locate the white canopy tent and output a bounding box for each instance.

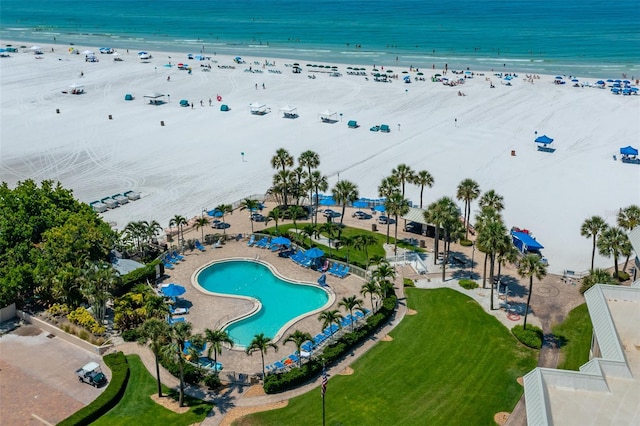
[280,104,298,118]
[319,109,337,122]
[249,102,268,115]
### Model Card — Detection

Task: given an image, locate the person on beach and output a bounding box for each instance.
[255,83,258,90]
[262,83,265,89]
[167,76,170,82]
[209,98,212,106]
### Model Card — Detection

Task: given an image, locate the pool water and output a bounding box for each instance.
[196,260,329,347]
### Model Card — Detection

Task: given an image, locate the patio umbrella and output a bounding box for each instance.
[81,49,94,55]
[620,146,638,156]
[30,45,42,50]
[534,135,554,144]
[319,198,335,206]
[271,236,291,246]
[374,205,386,212]
[207,209,223,217]
[353,200,368,208]
[162,283,186,297]
[305,247,325,258]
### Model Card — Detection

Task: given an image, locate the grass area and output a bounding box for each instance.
[262,222,421,268]
[237,288,538,425]
[553,303,593,371]
[93,355,212,426]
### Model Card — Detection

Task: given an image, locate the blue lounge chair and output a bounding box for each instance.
[274,361,287,371]
[327,263,340,275]
[165,254,179,263]
[301,341,314,352]
[354,310,365,320]
[170,306,189,315]
[195,240,206,251]
[380,124,390,132]
[337,266,350,278]
[313,333,326,345]
[172,250,185,260]
[163,262,174,270]
[255,237,268,248]
[288,354,300,364]
[329,264,344,277]
[167,316,186,325]
[247,235,256,246]
[300,256,313,268]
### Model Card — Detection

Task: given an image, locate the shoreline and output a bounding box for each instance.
[1,39,638,275]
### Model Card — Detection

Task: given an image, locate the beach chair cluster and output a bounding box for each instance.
[251,236,270,249]
[327,263,350,278]
[195,240,206,251]
[162,250,184,270]
[290,250,314,268]
[89,190,140,213]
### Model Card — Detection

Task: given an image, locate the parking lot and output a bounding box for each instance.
[0,325,108,425]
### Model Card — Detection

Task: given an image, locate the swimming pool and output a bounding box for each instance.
[195,259,331,347]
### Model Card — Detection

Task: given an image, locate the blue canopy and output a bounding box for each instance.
[620,146,638,156]
[374,205,386,212]
[353,200,368,208]
[534,135,554,144]
[207,209,224,217]
[511,231,544,253]
[319,198,335,206]
[305,247,325,258]
[162,283,186,297]
[271,236,291,246]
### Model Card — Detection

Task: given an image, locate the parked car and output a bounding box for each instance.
[213,221,231,229]
[251,213,266,222]
[323,209,341,218]
[378,215,390,224]
[75,362,107,387]
[352,210,371,220]
[404,221,422,234]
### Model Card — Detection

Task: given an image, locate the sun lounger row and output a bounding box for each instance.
[327,263,350,278]
[291,250,314,268]
[265,352,305,373]
[90,191,140,213]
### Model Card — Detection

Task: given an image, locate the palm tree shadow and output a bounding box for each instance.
[498,275,527,298]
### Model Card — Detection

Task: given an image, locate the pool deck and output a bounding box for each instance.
[160,230,365,376]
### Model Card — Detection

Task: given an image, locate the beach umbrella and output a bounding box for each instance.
[434,73,442,77]
[596,80,605,85]
[571,78,579,82]
[319,197,335,206]
[555,76,563,80]
[207,209,223,217]
[387,69,393,73]
[271,236,291,246]
[353,200,368,208]
[162,283,186,297]
[374,205,386,212]
[30,45,42,50]
[417,72,424,76]
[534,135,554,144]
[620,146,638,156]
[606,79,614,82]
[305,247,325,259]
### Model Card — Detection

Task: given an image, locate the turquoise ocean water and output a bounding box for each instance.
[197,260,328,347]
[1,0,638,77]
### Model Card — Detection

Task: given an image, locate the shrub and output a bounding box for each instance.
[67,307,105,335]
[160,354,205,385]
[116,260,160,296]
[403,278,415,287]
[47,303,70,316]
[458,279,478,290]
[615,271,630,282]
[59,352,130,426]
[204,373,222,390]
[121,328,141,342]
[459,239,473,247]
[512,325,543,349]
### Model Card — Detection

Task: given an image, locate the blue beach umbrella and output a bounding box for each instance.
[374,205,386,212]
[319,197,335,206]
[352,200,368,208]
[305,247,325,259]
[162,283,186,297]
[207,209,224,217]
[620,146,638,156]
[271,236,291,246]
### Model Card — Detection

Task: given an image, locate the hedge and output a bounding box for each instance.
[458,279,478,290]
[58,351,130,426]
[115,260,161,296]
[512,325,543,349]
[263,291,397,394]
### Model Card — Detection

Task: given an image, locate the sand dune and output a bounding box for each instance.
[1,42,638,274]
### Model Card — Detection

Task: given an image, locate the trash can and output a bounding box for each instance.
[420,239,426,248]
[371,223,377,232]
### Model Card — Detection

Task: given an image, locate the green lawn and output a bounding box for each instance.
[553,303,593,371]
[93,355,212,426]
[237,288,538,425]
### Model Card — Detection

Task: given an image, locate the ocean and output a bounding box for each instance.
[1,0,638,77]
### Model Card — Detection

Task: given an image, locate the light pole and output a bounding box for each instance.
[470,242,476,277]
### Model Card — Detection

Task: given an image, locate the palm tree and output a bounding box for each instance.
[338,295,364,331]
[332,180,359,237]
[300,223,317,247]
[412,170,434,209]
[240,198,260,233]
[307,171,328,225]
[318,310,343,341]
[124,221,146,255]
[436,197,461,282]
[475,207,502,288]
[385,192,410,253]
[214,204,233,236]
[299,150,320,205]
[378,176,400,243]
[580,268,617,294]
[266,208,283,234]
[194,216,210,241]
[246,333,278,379]
[617,205,640,270]
[496,235,519,282]
[597,226,629,278]
[81,261,118,323]
[204,328,234,375]
[372,260,396,298]
[272,169,294,207]
[517,254,548,329]
[477,217,508,308]
[287,205,305,234]
[170,215,188,248]
[139,318,171,397]
[478,189,505,212]
[144,295,170,320]
[284,330,313,367]
[162,321,192,406]
[144,220,163,246]
[271,148,294,206]
[424,198,449,265]
[361,279,381,312]
[392,164,415,198]
[580,216,607,272]
[319,222,339,257]
[456,179,481,240]
[354,234,377,268]
[336,235,355,265]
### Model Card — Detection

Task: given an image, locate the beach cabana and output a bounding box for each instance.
[220,104,230,112]
[68,83,84,95]
[144,92,165,105]
[280,104,298,119]
[511,231,544,255]
[319,109,337,123]
[249,102,268,115]
[534,135,555,153]
[138,51,151,60]
[620,146,638,156]
[348,120,359,129]
[124,93,134,101]
[620,146,639,164]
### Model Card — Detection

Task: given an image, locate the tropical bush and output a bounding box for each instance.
[458,279,478,290]
[459,239,473,247]
[204,373,222,390]
[117,260,161,296]
[615,271,630,282]
[58,351,130,426]
[264,291,397,394]
[403,278,415,287]
[160,353,205,385]
[512,324,543,349]
[121,328,142,342]
[580,269,617,294]
[67,307,106,334]
[47,303,70,316]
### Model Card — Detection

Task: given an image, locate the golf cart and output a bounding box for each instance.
[75,362,107,387]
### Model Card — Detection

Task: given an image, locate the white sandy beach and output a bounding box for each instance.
[1,41,638,274]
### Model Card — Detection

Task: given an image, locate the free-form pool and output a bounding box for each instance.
[196,259,330,347]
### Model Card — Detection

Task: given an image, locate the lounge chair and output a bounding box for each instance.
[167,316,186,325]
[213,239,223,248]
[255,237,268,248]
[247,235,256,246]
[172,250,185,260]
[327,263,340,275]
[195,240,206,251]
[301,341,314,352]
[170,306,189,315]
[337,266,350,278]
[163,261,174,270]
[329,264,344,277]
[313,333,326,345]
[354,310,366,320]
[347,120,359,129]
[380,124,390,132]
[165,254,179,263]
[274,361,287,371]
[288,353,300,364]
